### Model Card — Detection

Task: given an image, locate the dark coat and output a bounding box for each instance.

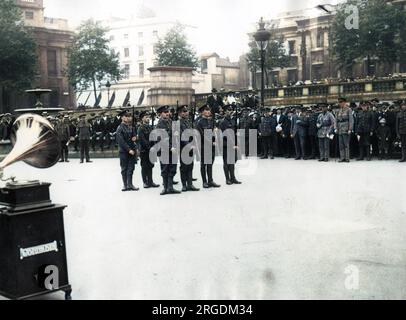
[116,123,137,154]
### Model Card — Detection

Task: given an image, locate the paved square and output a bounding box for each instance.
[3,158,406,300]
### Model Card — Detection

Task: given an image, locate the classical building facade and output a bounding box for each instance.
[248,0,406,88]
[4,0,76,111]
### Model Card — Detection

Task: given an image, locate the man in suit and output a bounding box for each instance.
[291,107,309,160]
[355,101,375,161]
[77,115,93,163]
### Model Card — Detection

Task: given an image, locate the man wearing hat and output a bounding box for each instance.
[220,104,242,185]
[116,110,139,192]
[243,90,259,110]
[376,117,391,160]
[355,101,375,161]
[178,105,200,192]
[206,88,223,115]
[55,115,71,162]
[335,98,354,163]
[259,107,277,159]
[317,104,336,162]
[396,101,406,162]
[77,114,92,163]
[137,111,159,189]
[291,107,309,160]
[196,105,221,189]
[155,106,181,195]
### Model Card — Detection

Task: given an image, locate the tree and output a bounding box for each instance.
[155,23,198,68]
[247,36,290,85]
[0,0,37,100]
[331,0,406,77]
[67,20,122,103]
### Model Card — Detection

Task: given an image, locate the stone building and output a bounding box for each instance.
[0,0,75,113]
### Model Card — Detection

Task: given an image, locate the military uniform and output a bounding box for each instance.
[291,112,309,160]
[76,117,92,163]
[259,113,277,159]
[196,106,220,188]
[116,112,138,191]
[137,114,159,188]
[355,108,374,160]
[336,106,354,162]
[156,106,181,195]
[55,118,71,162]
[219,106,242,185]
[317,110,335,161]
[396,107,406,162]
[376,122,391,159]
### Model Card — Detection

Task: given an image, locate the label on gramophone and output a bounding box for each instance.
[20,241,58,260]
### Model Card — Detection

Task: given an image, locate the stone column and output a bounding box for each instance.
[147,66,195,106]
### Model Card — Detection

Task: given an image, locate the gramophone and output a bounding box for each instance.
[0,114,72,300]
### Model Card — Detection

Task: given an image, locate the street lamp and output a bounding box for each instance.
[106,80,111,108]
[254,17,271,107]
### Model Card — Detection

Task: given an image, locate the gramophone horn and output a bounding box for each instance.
[0,114,61,172]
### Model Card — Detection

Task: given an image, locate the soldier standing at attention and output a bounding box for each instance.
[355,101,375,161]
[220,104,242,185]
[396,101,406,163]
[336,98,354,163]
[196,105,221,189]
[156,106,181,195]
[77,114,93,164]
[317,104,336,162]
[56,115,71,163]
[178,105,200,192]
[116,110,139,192]
[137,111,160,189]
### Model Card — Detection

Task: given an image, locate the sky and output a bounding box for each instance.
[44,0,342,61]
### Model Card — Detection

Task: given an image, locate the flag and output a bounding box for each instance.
[94,92,102,107]
[137,90,145,106]
[108,91,116,108]
[122,90,130,107]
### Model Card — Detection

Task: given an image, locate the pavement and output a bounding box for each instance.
[1,157,406,300]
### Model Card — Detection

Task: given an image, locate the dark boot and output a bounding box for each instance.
[400,148,406,162]
[142,167,149,188]
[208,166,220,188]
[148,170,160,188]
[127,174,139,191]
[122,174,128,192]
[357,147,364,161]
[187,171,199,192]
[160,178,168,195]
[224,165,232,185]
[230,166,242,185]
[167,178,181,194]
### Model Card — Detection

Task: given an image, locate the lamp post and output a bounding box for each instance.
[254,17,271,107]
[106,80,111,108]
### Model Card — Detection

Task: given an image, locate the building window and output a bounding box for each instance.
[139,63,145,78]
[124,48,130,58]
[287,70,298,83]
[138,32,143,38]
[153,30,158,37]
[288,41,296,55]
[124,64,130,79]
[25,11,34,20]
[201,59,208,71]
[138,46,144,57]
[47,50,57,77]
[317,31,324,48]
[312,65,323,80]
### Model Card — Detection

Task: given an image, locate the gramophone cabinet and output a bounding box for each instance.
[0,183,72,300]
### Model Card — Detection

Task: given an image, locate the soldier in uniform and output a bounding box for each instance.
[355,101,375,161]
[137,111,160,189]
[220,104,242,185]
[155,106,181,195]
[317,104,336,162]
[259,108,276,159]
[178,105,200,192]
[116,110,139,192]
[206,88,223,115]
[291,108,309,160]
[196,105,221,189]
[77,114,92,163]
[55,115,71,162]
[376,118,391,160]
[307,107,319,160]
[336,98,354,163]
[396,101,406,162]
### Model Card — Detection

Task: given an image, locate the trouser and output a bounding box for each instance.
[200,149,215,184]
[120,152,136,188]
[358,133,371,159]
[309,135,317,158]
[79,140,90,162]
[180,154,194,188]
[141,152,155,185]
[261,136,272,157]
[271,133,278,156]
[401,134,406,160]
[294,135,306,158]
[222,148,238,181]
[339,134,350,161]
[60,140,69,161]
[371,133,379,157]
[160,154,177,190]
[319,138,330,160]
[74,137,79,152]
